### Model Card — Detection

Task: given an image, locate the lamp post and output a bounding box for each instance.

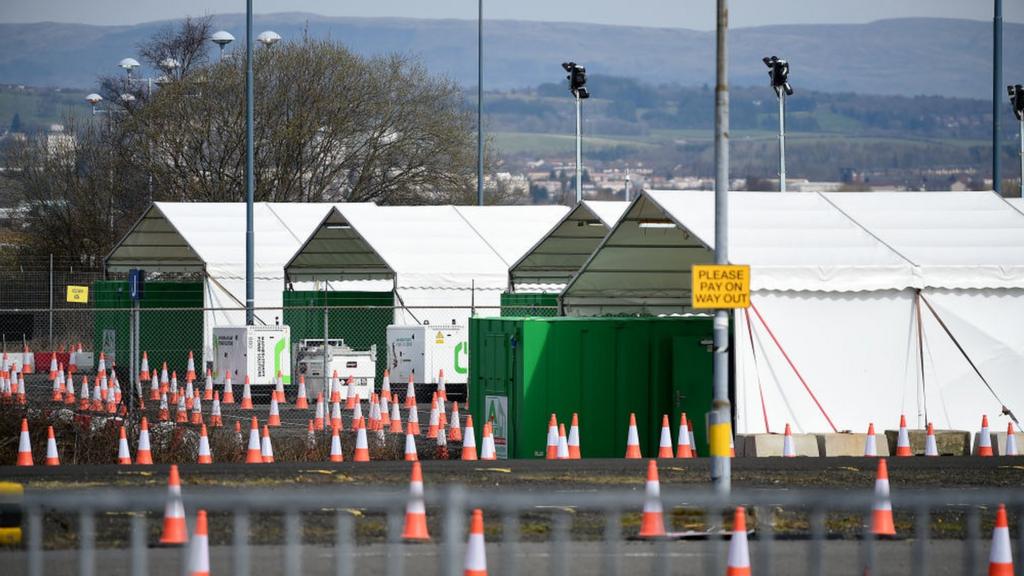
[763,56,793,192]
[257,30,281,48]
[1009,84,1024,195]
[245,0,255,325]
[212,30,235,60]
[477,0,484,206]
[562,61,589,203]
[994,0,1003,194]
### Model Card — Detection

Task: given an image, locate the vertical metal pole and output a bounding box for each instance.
[477,0,484,206]
[778,92,786,192]
[625,170,631,202]
[575,95,583,202]
[323,284,329,398]
[245,0,255,325]
[1019,117,1023,193]
[48,253,53,350]
[711,0,732,494]
[994,0,1003,194]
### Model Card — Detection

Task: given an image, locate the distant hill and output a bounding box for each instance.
[0,14,1021,98]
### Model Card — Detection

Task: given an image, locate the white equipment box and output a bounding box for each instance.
[387,323,468,385]
[295,339,376,400]
[213,326,291,387]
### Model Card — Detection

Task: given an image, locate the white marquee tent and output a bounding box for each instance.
[562,190,1024,435]
[106,202,339,358]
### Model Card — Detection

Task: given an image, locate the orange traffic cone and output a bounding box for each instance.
[407,403,421,436]
[203,369,214,401]
[188,509,210,576]
[139,351,150,383]
[353,418,370,462]
[331,400,343,431]
[210,392,222,427]
[240,376,253,410]
[480,422,497,460]
[977,415,993,456]
[245,417,262,463]
[405,432,419,461]
[16,418,33,466]
[390,400,404,434]
[401,461,430,540]
[871,458,896,536]
[638,460,666,538]
[726,507,752,575]
[314,392,325,429]
[45,426,59,466]
[295,376,309,409]
[190,394,203,425]
[436,369,447,402]
[464,509,487,576]
[657,415,673,458]
[117,426,132,465]
[566,413,581,459]
[625,413,642,459]
[149,374,161,401]
[274,372,285,404]
[1007,423,1019,456]
[267,396,281,427]
[449,402,462,442]
[426,393,440,439]
[159,465,188,545]
[461,415,478,461]
[380,394,391,430]
[895,415,912,456]
[51,372,63,402]
[48,352,57,380]
[864,423,878,457]
[988,504,1014,576]
[381,369,392,402]
[345,379,358,410]
[404,373,416,408]
[186,351,196,382]
[260,425,274,463]
[436,427,449,460]
[197,424,212,464]
[329,425,344,462]
[782,423,796,457]
[222,372,234,404]
[924,422,939,456]
[545,414,559,460]
[556,423,570,460]
[137,417,154,464]
[676,413,693,458]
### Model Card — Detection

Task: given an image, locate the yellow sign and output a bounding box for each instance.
[66,285,89,303]
[691,265,750,309]
[435,331,445,345]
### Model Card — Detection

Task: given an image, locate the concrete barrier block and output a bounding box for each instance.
[815,433,890,457]
[737,433,818,457]
[884,429,971,456]
[971,432,1023,456]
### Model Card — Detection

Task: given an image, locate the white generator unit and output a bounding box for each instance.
[212,325,291,388]
[294,339,376,400]
[387,323,468,386]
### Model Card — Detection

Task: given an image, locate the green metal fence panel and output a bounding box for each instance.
[500,292,558,317]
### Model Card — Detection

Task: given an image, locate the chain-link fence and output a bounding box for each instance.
[0,264,104,352]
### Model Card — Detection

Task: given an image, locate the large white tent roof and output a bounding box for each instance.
[453,205,570,267]
[509,201,629,289]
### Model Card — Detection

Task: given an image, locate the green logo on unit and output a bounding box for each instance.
[454,341,468,374]
[275,338,290,384]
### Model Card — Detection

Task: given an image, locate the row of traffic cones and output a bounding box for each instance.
[883,414,1018,457]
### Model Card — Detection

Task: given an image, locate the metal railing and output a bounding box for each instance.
[8,484,1024,576]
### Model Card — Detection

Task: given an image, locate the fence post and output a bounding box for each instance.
[323,285,329,398]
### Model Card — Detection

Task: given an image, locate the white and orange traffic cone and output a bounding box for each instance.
[274,372,286,404]
[68,345,79,373]
[924,422,939,456]
[436,427,450,460]
[137,417,154,465]
[267,396,281,427]
[176,390,188,424]
[405,432,419,462]
[190,394,203,426]
[22,344,34,375]
[782,423,796,457]
[64,374,76,405]
[78,377,90,411]
[461,415,478,461]
[160,465,188,545]
[638,460,666,538]
[329,425,344,462]
[117,426,132,465]
[197,424,212,464]
[139,351,150,383]
[240,376,253,410]
[449,402,462,442]
[895,415,912,457]
[351,393,363,421]
[436,369,447,402]
[222,371,234,404]
[407,403,421,436]
[556,423,570,460]
[368,394,381,431]
[390,400,404,434]
[464,509,487,576]
[864,423,878,457]
[149,374,161,401]
[45,426,59,466]
[203,369,213,401]
[245,417,262,464]
[379,394,391,430]
[871,458,896,536]
[210,392,223,427]
[676,413,693,458]
[726,507,752,576]
[989,504,1014,576]
[160,362,170,393]
[185,378,195,408]
[260,425,274,463]
[48,352,57,381]
[625,413,642,459]
[345,379,358,410]
[977,415,994,456]
[545,414,559,460]
[332,400,343,431]
[295,376,309,409]
[188,509,210,576]
[568,413,581,459]
[402,461,430,540]
[186,351,197,382]
[1006,423,1019,457]
[480,422,497,461]
[314,392,325,429]
[404,373,416,408]
[158,391,170,422]
[381,369,392,402]
[657,415,673,458]
[328,371,340,404]
[16,418,33,466]
[51,373,63,402]
[353,418,370,462]
[426,393,440,438]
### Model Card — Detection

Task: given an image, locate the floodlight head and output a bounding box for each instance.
[211,30,235,47]
[85,93,103,105]
[257,30,282,47]
[763,56,775,67]
[562,62,575,73]
[1010,84,1024,120]
[119,57,141,71]
[159,58,181,72]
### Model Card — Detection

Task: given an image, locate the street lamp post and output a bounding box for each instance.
[1009,84,1024,194]
[245,0,255,325]
[212,30,235,60]
[477,0,484,206]
[562,62,589,203]
[763,56,793,192]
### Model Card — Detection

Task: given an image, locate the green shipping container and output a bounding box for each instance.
[282,290,394,382]
[500,292,559,317]
[469,316,714,459]
[93,280,204,380]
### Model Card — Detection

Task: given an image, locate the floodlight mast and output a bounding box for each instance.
[763,56,793,192]
[1010,84,1024,194]
[562,61,589,202]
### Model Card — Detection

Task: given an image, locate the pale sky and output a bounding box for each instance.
[3,0,1022,29]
